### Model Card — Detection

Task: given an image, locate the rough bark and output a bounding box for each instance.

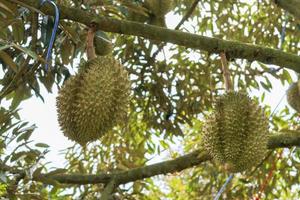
[0,132,294,186]
[14,0,300,73]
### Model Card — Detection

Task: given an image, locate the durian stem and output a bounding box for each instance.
[220,52,233,92]
[87,26,96,60]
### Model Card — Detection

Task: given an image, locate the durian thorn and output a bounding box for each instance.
[86,25,96,60]
[220,52,233,91]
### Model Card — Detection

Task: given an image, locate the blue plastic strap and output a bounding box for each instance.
[214,174,234,200]
[40,0,60,71]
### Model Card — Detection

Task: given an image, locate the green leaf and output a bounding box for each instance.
[282,69,292,84]
[0,1,17,15]
[260,81,271,92]
[10,85,31,110]
[0,51,18,72]
[16,125,35,142]
[39,72,55,93]
[32,167,44,178]
[41,16,54,47]
[12,43,41,61]
[12,19,24,43]
[35,143,50,148]
[261,92,265,102]
[61,38,74,65]
[0,44,12,51]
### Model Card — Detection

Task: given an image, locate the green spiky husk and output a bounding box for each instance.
[144,0,172,17]
[287,81,300,113]
[202,91,269,173]
[56,56,130,146]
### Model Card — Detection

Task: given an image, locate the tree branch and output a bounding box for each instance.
[274,0,300,20]
[267,130,300,149]
[0,132,299,187]
[16,0,300,73]
[5,0,300,187]
[39,132,300,185]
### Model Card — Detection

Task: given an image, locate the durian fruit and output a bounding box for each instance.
[202,91,269,173]
[287,80,300,113]
[144,0,173,27]
[94,31,113,56]
[144,0,173,17]
[56,56,130,145]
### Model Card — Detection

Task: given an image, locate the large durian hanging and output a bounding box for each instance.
[202,91,269,172]
[202,54,269,173]
[287,80,300,113]
[56,27,130,146]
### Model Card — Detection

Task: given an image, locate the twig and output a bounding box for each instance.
[151,0,201,59]
[249,151,273,176]
[86,26,96,60]
[9,0,44,15]
[174,0,201,30]
[253,150,283,200]
[100,179,117,200]
[220,52,233,91]
[31,11,38,51]
[6,173,25,200]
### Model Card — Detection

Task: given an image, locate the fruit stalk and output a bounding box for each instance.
[220,52,233,92]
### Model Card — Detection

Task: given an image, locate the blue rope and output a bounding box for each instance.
[40,0,60,71]
[214,174,234,200]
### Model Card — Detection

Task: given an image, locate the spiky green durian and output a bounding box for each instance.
[287,81,300,113]
[144,0,173,27]
[144,0,173,17]
[202,91,269,173]
[56,56,130,146]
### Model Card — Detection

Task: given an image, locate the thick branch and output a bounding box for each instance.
[46,132,300,185]
[51,150,209,185]
[274,0,300,20]
[267,130,300,149]
[17,0,300,73]
[0,132,299,187]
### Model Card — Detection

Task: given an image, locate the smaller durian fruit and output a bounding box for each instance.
[56,56,130,145]
[202,91,269,173]
[94,31,113,56]
[126,3,149,23]
[144,0,173,17]
[287,81,300,113]
[144,0,173,27]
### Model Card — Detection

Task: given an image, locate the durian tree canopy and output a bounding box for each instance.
[0,0,300,199]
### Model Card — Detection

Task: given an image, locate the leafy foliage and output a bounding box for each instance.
[0,0,299,199]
